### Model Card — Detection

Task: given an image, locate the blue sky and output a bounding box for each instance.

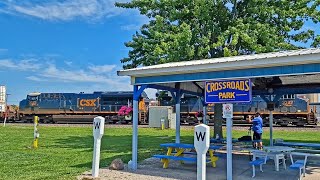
[0,0,155,105]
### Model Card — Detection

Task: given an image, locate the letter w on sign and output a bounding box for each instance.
[94,122,100,129]
[196,132,206,141]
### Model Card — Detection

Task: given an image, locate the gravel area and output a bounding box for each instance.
[77,153,320,180]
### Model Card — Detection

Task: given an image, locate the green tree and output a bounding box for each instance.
[116,0,320,137]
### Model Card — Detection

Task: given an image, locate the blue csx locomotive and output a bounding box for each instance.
[159,93,317,126]
[16,91,318,126]
[18,91,148,123]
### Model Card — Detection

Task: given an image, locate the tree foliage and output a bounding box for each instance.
[116,0,320,69]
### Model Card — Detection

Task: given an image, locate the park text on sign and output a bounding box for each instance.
[223,104,233,118]
[205,79,251,103]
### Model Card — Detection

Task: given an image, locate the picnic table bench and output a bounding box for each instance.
[289,152,320,180]
[153,143,223,168]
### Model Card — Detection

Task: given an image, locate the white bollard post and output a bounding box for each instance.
[3,117,6,127]
[194,124,210,180]
[92,116,105,178]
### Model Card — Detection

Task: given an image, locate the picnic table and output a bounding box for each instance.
[264,146,296,153]
[153,143,223,169]
[275,142,320,149]
[252,146,295,171]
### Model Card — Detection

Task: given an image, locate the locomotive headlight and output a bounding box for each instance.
[268,88,274,94]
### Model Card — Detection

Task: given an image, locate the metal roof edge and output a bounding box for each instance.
[118,48,320,77]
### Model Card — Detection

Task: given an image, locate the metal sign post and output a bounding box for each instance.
[205,79,251,180]
[194,124,210,180]
[92,116,105,178]
[223,104,233,180]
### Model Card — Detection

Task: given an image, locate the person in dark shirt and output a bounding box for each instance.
[249,112,263,149]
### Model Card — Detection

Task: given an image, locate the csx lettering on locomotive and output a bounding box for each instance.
[79,99,97,107]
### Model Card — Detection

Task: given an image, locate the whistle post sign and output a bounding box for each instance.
[205,79,252,103]
[194,124,210,180]
[92,116,105,178]
[93,116,105,139]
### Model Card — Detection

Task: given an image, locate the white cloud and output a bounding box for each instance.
[120,11,149,31]
[0,0,130,21]
[64,61,72,66]
[144,88,157,99]
[88,64,116,74]
[0,59,41,71]
[121,24,141,31]
[1,56,132,92]
[41,63,111,83]
[26,76,47,82]
[29,62,130,90]
[0,59,16,68]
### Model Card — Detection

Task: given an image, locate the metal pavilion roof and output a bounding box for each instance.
[118,48,320,96]
[118,48,320,78]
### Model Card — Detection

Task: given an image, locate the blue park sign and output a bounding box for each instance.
[205,79,252,103]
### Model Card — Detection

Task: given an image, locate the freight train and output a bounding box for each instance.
[158,92,318,127]
[13,91,148,123]
[2,90,318,126]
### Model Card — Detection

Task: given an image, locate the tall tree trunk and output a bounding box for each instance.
[214,104,223,139]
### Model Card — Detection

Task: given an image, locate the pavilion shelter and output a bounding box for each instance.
[117,48,320,179]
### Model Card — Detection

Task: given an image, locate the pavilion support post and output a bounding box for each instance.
[175,83,181,143]
[269,96,274,146]
[269,111,273,146]
[203,104,207,124]
[131,85,147,170]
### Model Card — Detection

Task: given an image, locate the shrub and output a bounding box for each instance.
[118,106,133,116]
[195,111,203,118]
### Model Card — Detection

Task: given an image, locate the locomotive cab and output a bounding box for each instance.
[27,92,41,111]
[17,92,41,123]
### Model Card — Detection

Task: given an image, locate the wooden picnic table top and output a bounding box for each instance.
[275,142,320,149]
[160,143,222,150]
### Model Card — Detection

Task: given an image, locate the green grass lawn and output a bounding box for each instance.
[0,125,319,180]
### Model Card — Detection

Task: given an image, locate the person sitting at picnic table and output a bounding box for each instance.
[249,112,263,150]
